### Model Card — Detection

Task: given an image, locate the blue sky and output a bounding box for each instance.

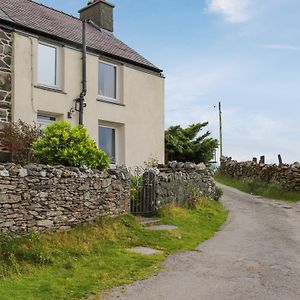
[39,0,300,163]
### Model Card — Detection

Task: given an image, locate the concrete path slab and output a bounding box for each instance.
[140,219,161,225]
[146,225,178,231]
[128,247,163,255]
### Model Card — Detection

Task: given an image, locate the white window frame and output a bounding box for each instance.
[98,125,119,165]
[37,114,57,132]
[37,41,61,89]
[97,60,119,103]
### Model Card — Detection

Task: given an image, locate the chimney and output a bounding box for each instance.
[79,0,115,32]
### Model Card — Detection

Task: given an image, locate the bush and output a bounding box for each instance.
[33,121,110,169]
[214,187,223,201]
[0,120,39,164]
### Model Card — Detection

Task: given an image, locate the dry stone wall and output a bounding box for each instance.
[0,164,130,233]
[156,162,218,206]
[219,157,300,192]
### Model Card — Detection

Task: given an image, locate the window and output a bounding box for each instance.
[38,43,59,87]
[99,126,116,163]
[37,114,56,131]
[98,62,117,100]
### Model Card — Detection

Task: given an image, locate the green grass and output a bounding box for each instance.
[0,198,227,300]
[215,173,300,202]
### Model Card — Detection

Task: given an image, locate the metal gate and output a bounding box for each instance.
[130,171,157,216]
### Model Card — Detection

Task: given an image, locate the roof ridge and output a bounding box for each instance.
[0,0,162,72]
[27,0,81,22]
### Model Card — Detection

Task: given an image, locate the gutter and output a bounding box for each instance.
[0,18,164,75]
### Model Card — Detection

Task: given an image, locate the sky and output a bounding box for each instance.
[39,0,300,163]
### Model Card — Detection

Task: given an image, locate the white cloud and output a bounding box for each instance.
[220,109,300,164]
[165,56,300,164]
[207,0,251,23]
[258,44,300,51]
[165,71,300,164]
[165,66,229,128]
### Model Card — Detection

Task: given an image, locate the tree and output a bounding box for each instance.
[165,122,218,165]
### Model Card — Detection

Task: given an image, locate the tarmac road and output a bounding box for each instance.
[104,184,300,300]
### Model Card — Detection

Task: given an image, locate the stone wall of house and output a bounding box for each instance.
[0,27,13,162]
[0,27,12,123]
[0,164,130,233]
[156,162,218,206]
[219,157,300,192]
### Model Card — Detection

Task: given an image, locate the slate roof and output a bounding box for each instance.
[0,9,12,22]
[0,0,162,73]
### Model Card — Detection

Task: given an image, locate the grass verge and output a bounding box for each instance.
[215,173,300,202]
[0,198,227,300]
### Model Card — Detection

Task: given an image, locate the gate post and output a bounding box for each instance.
[141,170,157,216]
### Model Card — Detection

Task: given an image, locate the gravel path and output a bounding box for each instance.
[103,184,300,300]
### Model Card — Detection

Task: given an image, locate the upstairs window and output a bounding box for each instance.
[38,43,59,87]
[98,61,117,100]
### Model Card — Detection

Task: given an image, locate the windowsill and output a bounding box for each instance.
[97,97,125,107]
[34,85,67,95]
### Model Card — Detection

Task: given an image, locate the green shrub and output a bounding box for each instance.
[33,121,110,169]
[214,187,223,201]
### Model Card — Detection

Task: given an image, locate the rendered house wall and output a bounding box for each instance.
[11,31,165,167]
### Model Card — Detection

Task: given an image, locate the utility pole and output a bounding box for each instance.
[219,101,223,161]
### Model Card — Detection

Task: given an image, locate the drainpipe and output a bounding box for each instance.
[29,36,38,115]
[79,20,87,126]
